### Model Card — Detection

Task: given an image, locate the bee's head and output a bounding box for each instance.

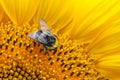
[46,35,56,46]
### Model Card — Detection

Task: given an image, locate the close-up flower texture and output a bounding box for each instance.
[0,0,120,80]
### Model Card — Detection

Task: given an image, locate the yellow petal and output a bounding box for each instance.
[0,0,39,25]
[95,51,120,80]
[88,25,120,56]
[32,0,74,35]
[0,2,4,22]
[74,1,120,79]
[71,0,120,42]
[88,25,120,79]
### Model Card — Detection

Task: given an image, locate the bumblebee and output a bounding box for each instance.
[28,19,58,55]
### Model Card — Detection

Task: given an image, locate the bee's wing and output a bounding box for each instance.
[28,30,39,40]
[28,33,36,40]
[40,19,51,32]
[28,31,47,44]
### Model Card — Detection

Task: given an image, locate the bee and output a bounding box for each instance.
[28,19,58,55]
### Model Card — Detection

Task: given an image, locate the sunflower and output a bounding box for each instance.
[0,0,120,80]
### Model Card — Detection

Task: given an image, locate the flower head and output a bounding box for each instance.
[0,0,120,80]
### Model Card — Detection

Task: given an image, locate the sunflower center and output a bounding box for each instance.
[0,22,108,80]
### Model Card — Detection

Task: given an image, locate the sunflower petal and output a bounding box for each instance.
[88,23,120,57]
[87,12,120,80]
[95,51,120,80]
[31,0,74,35]
[0,0,39,25]
[0,2,4,22]
[71,0,120,42]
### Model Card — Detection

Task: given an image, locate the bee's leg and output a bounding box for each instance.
[54,47,58,50]
[44,45,49,56]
